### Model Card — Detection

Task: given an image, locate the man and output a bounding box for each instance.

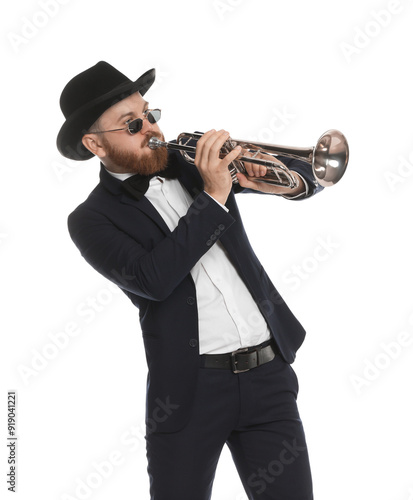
[57,61,322,500]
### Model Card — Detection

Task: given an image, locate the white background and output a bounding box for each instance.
[1,0,413,499]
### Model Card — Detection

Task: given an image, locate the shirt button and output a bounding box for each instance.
[189,338,198,348]
[187,297,195,305]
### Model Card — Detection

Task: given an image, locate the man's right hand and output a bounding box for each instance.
[194,129,241,205]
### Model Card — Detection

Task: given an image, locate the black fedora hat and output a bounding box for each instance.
[57,61,156,161]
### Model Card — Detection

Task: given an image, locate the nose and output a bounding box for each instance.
[140,115,154,135]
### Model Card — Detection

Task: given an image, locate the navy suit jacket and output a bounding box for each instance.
[68,149,322,432]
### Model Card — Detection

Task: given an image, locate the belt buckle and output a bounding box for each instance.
[231,347,251,373]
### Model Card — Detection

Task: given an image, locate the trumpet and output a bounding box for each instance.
[148,129,349,188]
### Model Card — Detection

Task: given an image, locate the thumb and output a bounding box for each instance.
[236,172,274,193]
[236,172,258,190]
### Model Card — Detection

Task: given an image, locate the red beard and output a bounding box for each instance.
[102,133,168,175]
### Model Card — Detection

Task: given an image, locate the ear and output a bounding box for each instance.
[82,134,107,158]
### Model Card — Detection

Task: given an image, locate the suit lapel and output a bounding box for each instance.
[99,163,171,234]
[121,193,172,234]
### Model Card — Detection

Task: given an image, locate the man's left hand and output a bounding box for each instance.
[236,151,305,196]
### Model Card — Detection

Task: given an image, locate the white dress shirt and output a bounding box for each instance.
[107,169,272,354]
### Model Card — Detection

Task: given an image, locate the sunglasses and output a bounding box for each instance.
[90,109,161,135]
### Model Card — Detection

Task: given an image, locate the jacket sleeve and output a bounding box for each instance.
[68,191,235,302]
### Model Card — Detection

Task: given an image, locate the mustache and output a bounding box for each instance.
[142,132,163,148]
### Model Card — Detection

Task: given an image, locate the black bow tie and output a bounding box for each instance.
[121,161,182,201]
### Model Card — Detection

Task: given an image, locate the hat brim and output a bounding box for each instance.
[56,68,156,161]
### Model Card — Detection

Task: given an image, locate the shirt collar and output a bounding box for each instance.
[104,168,135,181]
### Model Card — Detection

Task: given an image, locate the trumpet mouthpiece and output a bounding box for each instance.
[148,137,164,150]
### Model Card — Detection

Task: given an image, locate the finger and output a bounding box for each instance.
[197,130,225,168]
[243,161,267,177]
[195,129,216,166]
[206,130,229,164]
[221,144,242,167]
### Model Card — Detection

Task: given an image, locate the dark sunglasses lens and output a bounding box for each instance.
[128,119,143,134]
[147,109,161,124]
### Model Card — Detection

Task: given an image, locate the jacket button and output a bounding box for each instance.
[218,224,225,231]
[189,339,198,348]
[210,234,217,241]
[206,240,212,246]
[214,229,221,236]
[187,297,195,305]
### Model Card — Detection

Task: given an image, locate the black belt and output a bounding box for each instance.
[200,338,278,373]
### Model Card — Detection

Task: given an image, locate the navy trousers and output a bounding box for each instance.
[145,352,313,500]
